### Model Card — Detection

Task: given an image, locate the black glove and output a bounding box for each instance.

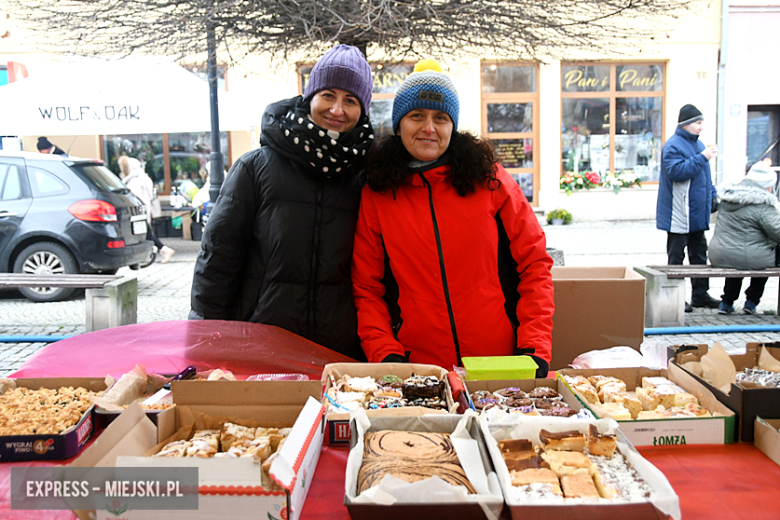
[529,355,550,378]
[381,353,408,363]
[711,196,720,214]
[513,347,550,378]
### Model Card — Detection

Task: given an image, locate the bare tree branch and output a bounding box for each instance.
[3,0,695,64]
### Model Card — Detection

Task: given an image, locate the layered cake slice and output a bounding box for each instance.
[539,429,585,452]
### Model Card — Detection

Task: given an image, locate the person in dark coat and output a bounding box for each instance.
[36,137,67,155]
[656,104,720,312]
[709,161,780,315]
[189,45,374,361]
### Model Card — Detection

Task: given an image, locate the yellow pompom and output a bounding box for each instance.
[413,59,443,74]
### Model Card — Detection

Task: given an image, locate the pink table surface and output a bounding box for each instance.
[11,320,353,380]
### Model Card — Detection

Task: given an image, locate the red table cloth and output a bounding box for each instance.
[4,321,780,519]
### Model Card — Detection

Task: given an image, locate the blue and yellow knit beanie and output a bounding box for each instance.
[392,60,459,134]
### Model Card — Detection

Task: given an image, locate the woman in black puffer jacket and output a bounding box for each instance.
[190,45,374,360]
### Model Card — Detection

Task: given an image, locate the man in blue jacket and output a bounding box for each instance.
[656,104,720,312]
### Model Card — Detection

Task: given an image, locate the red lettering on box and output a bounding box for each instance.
[76,414,93,446]
[335,422,351,442]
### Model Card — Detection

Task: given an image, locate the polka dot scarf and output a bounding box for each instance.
[279,100,375,178]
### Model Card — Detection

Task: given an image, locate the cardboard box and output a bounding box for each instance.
[463,378,584,414]
[345,412,505,520]
[669,342,780,442]
[551,266,646,371]
[70,380,324,520]
[0,377,107,461]
[754,417,780,467]
[322,363,455,445]
[558,365,736,446]
[481,416,680,520]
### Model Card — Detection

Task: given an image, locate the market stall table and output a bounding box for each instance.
[3,322,780,519]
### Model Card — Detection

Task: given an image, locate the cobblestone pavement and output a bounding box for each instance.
[1,220,779,376]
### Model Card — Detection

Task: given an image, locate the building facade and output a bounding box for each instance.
[2,1,723,219]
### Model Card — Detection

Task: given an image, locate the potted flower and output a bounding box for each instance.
[560,171,601,195]
[602,170,643,194]
[546,208,573,226]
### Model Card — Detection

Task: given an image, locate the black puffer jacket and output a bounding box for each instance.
[190,97,365,360]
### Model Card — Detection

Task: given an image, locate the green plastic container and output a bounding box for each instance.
[462,355,538,381]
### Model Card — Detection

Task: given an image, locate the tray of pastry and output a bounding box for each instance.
[481,415,681,519]
[344,411,504,520]
[0,376,108,460]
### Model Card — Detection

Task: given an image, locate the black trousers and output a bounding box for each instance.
[146,226,164,249]
[721,277,768,305]
[667,231,710,301]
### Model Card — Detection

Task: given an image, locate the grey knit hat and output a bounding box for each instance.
[392,59,459,133]
[303,45,373,115]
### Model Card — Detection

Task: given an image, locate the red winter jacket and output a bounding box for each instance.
[351,163,554,369]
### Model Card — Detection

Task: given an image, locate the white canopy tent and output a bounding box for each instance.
[0,58,261,136]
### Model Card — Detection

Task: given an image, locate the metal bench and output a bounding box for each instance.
[0,274,137,332]
[634,265,780,327]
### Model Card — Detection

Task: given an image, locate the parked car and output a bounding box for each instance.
[0,151,153,301]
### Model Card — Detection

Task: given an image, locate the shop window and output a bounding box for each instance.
[746,105,780,169]
[482,63,539,205]
[299,62,413,139]
[168,132,228,188]
[104,133,164,186]
[103,132,228,193]
[561,63,665,183]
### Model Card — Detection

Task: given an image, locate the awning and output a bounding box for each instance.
[0,57,261,135]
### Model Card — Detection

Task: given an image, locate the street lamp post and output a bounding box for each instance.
[207,19,224,205]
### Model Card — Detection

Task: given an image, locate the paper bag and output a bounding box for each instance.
[700,343,737,394]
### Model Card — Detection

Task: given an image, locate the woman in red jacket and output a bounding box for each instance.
[351,60,554,376]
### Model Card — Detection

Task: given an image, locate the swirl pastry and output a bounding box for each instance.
[358,430,475,495]
[357,459,476,494]
[363,431,458,462]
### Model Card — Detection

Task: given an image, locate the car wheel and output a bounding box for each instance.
[13,242,78,302]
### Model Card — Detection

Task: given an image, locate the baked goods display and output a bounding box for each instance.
[154,422,290,486]
[326,374,448,413]
[736,368,780,388]
[563,375,711,421]
[0,385,103,435]
[155,422,290,460]
[356,430,476,494]
[469,386,578,417]
[499,425,653,502]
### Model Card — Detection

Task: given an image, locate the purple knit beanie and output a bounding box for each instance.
[303,45,373,115]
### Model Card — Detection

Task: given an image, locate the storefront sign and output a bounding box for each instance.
[563,69,609,90]
[0,59,259,135]
[563,65,663,92]
[618,69,660,90]
[37,106,140,122]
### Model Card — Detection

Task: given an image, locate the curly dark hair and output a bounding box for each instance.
[363,131,501,197]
